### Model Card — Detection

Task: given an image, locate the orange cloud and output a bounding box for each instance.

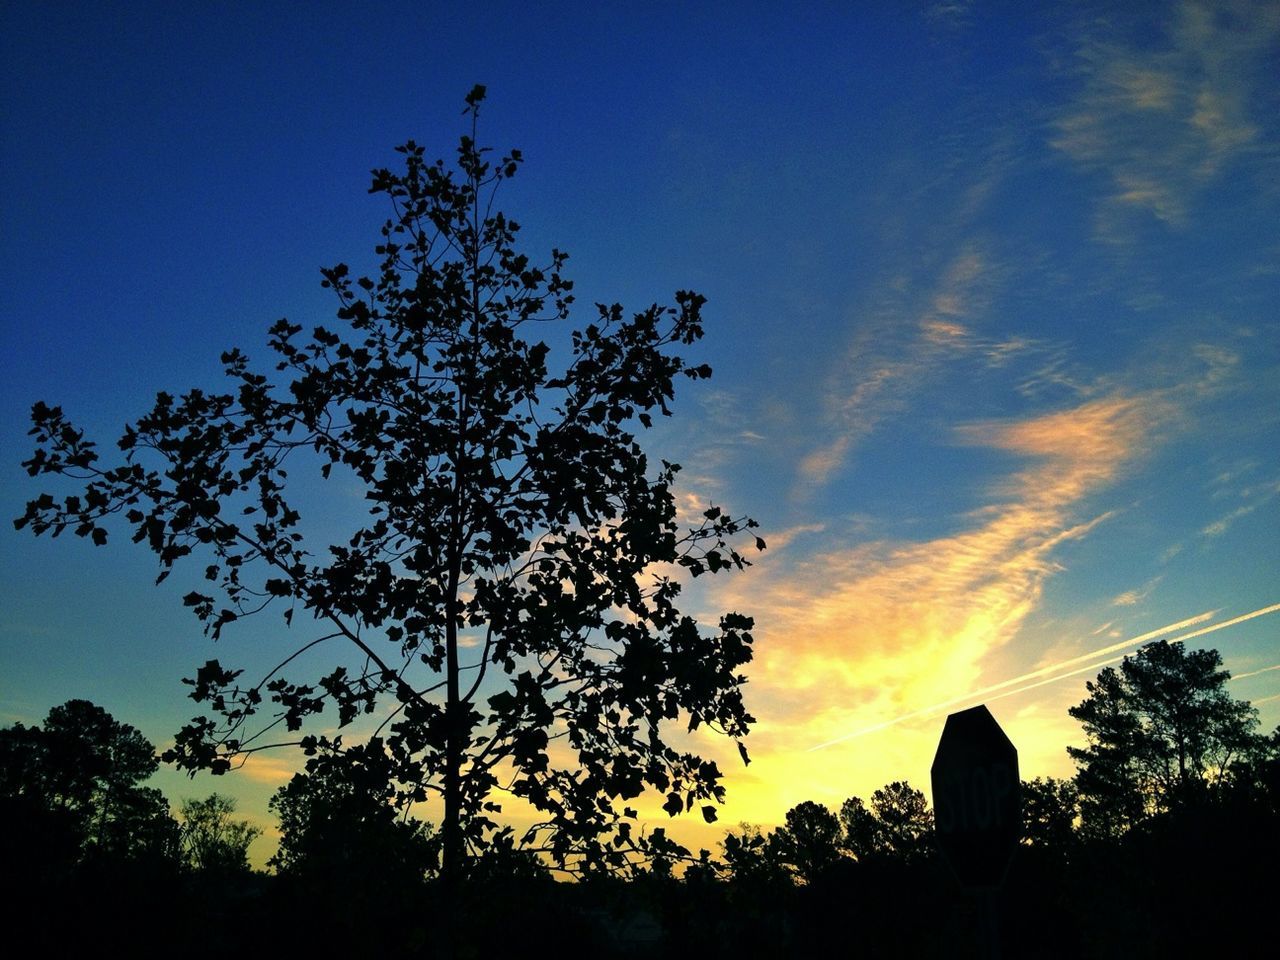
[233,750,304,787]
[690,391,1167,821]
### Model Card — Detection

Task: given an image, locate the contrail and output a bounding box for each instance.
[1230,663,1280,682]
[806,609,1216,751]
[1161,604,1280,645]
[807,602,1280,752]
[975,607,1280,711]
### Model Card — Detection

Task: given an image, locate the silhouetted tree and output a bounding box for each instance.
[269,740,437,885]
[179,793,260,874]
[839,780,933,864]
[0,699,177,865]
[1220,722,1280,812]
[15,85,763,887]
[0,720,82,876]
[839,796,879,860]
[714,823,794,955]
[466,828,550,883]
[262,742,439,951]
[719,822,789,887]
[773,800,844,883]
[1019,776,1078,853]
[1068,640,1261,836]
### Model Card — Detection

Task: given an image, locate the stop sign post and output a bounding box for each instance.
[931,704,1020,889]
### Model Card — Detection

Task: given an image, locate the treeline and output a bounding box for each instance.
[3,641,1278,957]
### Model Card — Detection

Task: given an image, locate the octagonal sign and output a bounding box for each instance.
[931,704,1020,888]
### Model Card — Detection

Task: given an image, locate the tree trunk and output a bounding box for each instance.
[442,533,463,890]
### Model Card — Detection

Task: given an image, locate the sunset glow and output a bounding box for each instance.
[2,1,1277,866]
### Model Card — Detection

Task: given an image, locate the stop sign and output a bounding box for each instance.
[931,704,1020,888]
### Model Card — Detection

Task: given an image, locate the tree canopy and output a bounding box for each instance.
[1019,776,1078,853]
[840,780,933,864]
[15,86,763,883]
[3,654,1276,956]
[1067,640,1261,835]
[179,793,260,875]
[0,699,177,867]
[772,800,843,883]
[268,741,437,884]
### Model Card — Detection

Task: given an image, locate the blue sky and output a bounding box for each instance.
[2,1,1278,858]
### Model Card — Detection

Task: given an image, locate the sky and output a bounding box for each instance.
[2,1,1278,865]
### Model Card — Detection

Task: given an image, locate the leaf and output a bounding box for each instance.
[701,805,718,824]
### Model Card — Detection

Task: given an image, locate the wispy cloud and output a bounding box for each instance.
[1051,0,1280,241]
[1201,478,1280,538]
[1112,576,1163,607]
[795,242,1039,492]
[1209,459,1260,497]
[684,307,1247,820]
[682,359,1266,818]
[725,390,1161,738]
[673,388,773,489]
[232,751,302,787]
[925,0,973,28]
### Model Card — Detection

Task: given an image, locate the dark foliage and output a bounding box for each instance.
[179,792,260,875]
[1020,775,1079,855]
[1068,640,1262,836]
[841,779,934,864]
[772,799,844,883]
[14,86,763,884]
[0,699,178,872]
[268,741,437,887]
[1,666,1277,957]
